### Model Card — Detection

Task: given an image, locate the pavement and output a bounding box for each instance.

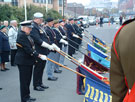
[0,23,119,102]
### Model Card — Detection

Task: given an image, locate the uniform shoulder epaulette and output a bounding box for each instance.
[122,18,135,25]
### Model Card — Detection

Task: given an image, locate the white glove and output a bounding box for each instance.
[60,39,68,45]
[81,27,84,29]
[73,34,79,38]
[82,33,85,36]
[40,55,47,60]
[41,41,54,51]
[52,43,60,52]
[62,36,67,39]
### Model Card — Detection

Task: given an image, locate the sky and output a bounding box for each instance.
[67,0,118,6]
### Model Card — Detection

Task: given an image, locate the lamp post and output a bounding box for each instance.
[74,3,76,18]
[24,0,27,21]
[46,0,48,12]
[63,0,65,19]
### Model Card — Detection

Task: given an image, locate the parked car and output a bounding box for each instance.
[78,15,89,28]
[114,17,119,24]
[103,18,110,23]
[82,19,89,28]
[88,16,96,25]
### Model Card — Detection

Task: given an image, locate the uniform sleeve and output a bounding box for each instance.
[30,28,43,46]
[45,29,54,44]
[0,34,2,53]
[54,29,62,42]
[18,34,39,57]
[110,42,127,102]
[8,28,14,47]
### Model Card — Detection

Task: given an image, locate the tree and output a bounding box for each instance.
[0,4,13,21]
[0,4,63,22]
[27,5,46,20]
[45,9,63,20]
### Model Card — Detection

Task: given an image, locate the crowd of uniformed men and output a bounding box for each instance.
[0,12,85,102]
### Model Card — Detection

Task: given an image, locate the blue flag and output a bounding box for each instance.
[91,52,110,68]
[87,43,109,59]
[93,41,107,53]
[84,77,111,102]
[93,35,106,46]
[76,66,108,95]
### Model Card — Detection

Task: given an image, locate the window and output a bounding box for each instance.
[59,0,62,7]
[59,10,62,15]
[0,0,4,2]
[11,0,18,6]
[41,0,43,3]
[48,0,52,4]
[33,0,37,3]
[43,0,46,3]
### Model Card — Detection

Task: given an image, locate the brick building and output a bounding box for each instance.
[66,3,84,17]
[0,0,66,15]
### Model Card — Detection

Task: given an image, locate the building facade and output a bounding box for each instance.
[118,0,135,13]
[66,3,84,17]
[0,0,65,15]
[88,0,118,11]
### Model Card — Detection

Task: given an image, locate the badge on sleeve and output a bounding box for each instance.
[39,29,43,34]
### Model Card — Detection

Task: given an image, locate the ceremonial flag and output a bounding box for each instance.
[93,41,107,53]
[84,55,109,72]
[90,52,110,68]
[84,77,111,102]
[76,66,108,95]
[87,43,109,59]
[92,35,106,47]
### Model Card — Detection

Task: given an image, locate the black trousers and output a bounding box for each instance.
[68,38,75,56]
[18,65,33,102]
[11,49,17,66]
[33,59,46,87]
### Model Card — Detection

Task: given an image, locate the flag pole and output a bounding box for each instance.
[24,0,27,21]
[47,57,86,78]
[59,50,84,64]
[57,50,109,82]
[66,37,89,51]
[84,30,111,47]
[78,36,90,45]
[46,0,48,12]
[56,50,80,66]
[68,43,87,55]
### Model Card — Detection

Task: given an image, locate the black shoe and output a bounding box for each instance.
[48,77,58,81]
[0,88,2,90]
[40,84,49,89]
[5,68,9,70]
[1,69,6,71]
[29,97,36,101]
[54,70,62,73]
[26,99,34,102]
[11,64,16,66]
[34,86,44,91]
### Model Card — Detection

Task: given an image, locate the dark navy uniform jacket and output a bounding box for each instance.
[45,26,57,45]
[52,28,62,48]
[0,31,10,52]
[30,22,50,55]
[73,24,82,37]
[15,31,38,65]
[64,23,77,39]
[0,32,2,53]
[73,24,82,34]
[58,26,67,36]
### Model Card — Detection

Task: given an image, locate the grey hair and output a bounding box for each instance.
[10,20,17,24]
